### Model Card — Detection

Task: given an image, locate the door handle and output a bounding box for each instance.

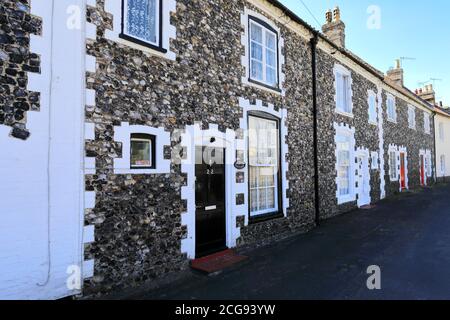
[205,205,217,211]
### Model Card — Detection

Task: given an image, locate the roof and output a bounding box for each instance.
[265,0,435,111]
[435,106,450,118]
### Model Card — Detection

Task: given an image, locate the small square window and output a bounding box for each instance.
[130,133,155,169]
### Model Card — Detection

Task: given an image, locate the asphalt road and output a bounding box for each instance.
[127,183,450,300]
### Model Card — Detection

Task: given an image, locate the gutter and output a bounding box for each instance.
[310,31,320,226]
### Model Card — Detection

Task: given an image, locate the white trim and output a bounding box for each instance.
[388,144,399,182]
[407,105,416,130]
[386,94,397,123]
[239,98,289,221]
[180,124,238,259]
[367,89,377,125]
[113,122,170,175]
[333,64,353,117]
[104,0,176,60]
[370,151,379,170]
[423,112,431,134]
[241,8,285,96]
[377,87,386,199]
[334,122,356,205]
[356,147,371,207]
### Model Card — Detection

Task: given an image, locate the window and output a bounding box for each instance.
[426,153,432,177]
[387,96,396,122]
[248,114,280,218]
[249,17,279,88]
[335,65,352,115]
[408,106,416,129]
[130,133,155,169]
[368,92,377,124]
[439,122,445,140]
[389,150,397,180]
[441,155,446,175]
[424,112,430,134]
[371,151,379,170]
[336,137,352,197]
[121,0,163,50]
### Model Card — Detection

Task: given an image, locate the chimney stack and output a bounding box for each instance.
[322,7,346,48]
[416,84,436,105]
[386,59,404,87]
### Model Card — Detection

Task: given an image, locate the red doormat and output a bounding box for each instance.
[360,204,376,210]
[190,249,248,274]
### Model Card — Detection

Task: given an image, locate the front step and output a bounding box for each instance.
[190,249,248,274]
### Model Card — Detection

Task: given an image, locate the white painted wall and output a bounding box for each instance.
[0,0,85,299]
[435,113,450,178]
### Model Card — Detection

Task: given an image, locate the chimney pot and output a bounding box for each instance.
[333,6,341,22]
[325,9,332,24]
[322,7,346,47]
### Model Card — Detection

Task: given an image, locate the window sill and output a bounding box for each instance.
[369,120,378,126]
[249,211,284,225]
[246,78,282,95]
[387,118,397,124]
[335,109,354,118]
[119,33,167,54]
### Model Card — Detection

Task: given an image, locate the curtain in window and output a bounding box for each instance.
[127,0,158,45]
[337,141,350,196]
[390,151,397,179]
[249,116,279,216]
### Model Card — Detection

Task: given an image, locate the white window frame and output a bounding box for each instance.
[368,90,377,125]
[387,94,397,123]
[334,64,353,117]
[334,123,356,205]
[248,18,279,89]
[130,134,155,169]
[371,151,379,170]
[122,0,161,47]
[113,122,170,174]
[426,151,432,177]
[389,145,399,181]
[423,112,431,134]
[408,105,416,129]
[248,113,281,218]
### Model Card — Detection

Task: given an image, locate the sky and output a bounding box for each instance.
[279,0,450,106]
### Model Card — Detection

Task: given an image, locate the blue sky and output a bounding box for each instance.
[279,0,450,106]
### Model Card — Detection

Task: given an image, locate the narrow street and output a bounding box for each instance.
[124,183,450,300]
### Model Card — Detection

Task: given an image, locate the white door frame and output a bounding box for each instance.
[356,148,371,207]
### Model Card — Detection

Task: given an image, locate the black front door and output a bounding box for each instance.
[195,146,227,258]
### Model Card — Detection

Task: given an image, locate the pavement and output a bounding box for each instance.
[125,183,450,300]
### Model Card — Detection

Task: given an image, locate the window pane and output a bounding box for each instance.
[266,49,276,67]
[131,140,152,167]
[250,60,263,81]
[251,41,263,61]
[266,66,277,86]
[127,0,158,44]
[266,32,276,49]
[250,22,262,43]
[249,115,280,216]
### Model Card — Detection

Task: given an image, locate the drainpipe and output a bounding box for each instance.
[310,32,320,226]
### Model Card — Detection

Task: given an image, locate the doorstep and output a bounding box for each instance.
[190,249,248,274]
